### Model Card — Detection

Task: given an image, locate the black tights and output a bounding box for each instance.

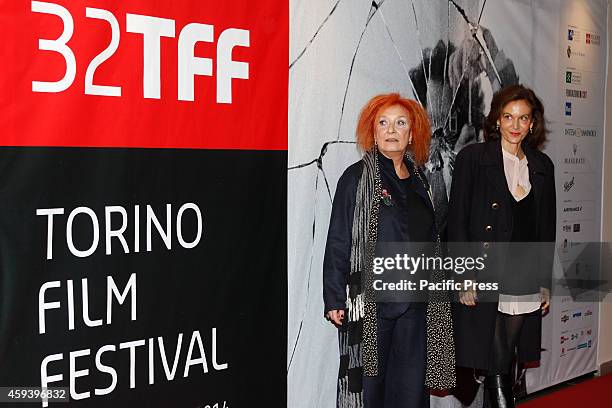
[488,313,526,375]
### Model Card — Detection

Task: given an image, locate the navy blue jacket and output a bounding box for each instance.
[323,154,435,318]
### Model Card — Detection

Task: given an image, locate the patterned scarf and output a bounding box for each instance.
[337,149,456,408]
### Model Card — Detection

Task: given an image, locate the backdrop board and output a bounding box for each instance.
[525,0,606,393]
[288,1,605,407]
[0,1,288,406]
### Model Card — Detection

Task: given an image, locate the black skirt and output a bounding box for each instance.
[452,303,542,370]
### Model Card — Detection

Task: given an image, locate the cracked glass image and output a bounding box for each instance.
[290,0,518,225]
[288,3,519,405]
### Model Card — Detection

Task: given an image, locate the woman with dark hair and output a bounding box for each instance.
[448,84,556,408]
[323,93,456,407]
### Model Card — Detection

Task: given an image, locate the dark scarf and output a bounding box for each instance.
[337,149,456,407]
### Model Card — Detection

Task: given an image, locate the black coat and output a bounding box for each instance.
[447,139,556,369]
[323,155,434,318]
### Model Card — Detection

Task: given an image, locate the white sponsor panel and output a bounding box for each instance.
[527,0,603,394]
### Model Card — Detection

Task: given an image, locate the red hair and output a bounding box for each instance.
[356,93,431,165]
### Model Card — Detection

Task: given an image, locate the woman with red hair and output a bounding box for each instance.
[323,93,455,407]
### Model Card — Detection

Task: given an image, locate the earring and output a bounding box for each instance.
[374,137,377,146]
[409,136,413,145]
[495,123,500,131]
[529,126,533,134]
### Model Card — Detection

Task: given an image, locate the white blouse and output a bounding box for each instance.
[497,148,541,315]
[502,148,531,200]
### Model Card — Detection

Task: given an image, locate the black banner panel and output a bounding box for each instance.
[0,148,287,407]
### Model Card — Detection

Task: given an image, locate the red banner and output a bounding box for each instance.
[0,0,288,150]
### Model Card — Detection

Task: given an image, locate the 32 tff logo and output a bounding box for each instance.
[31,1,249,102]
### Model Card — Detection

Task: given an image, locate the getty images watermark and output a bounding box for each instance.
[366,242,612,303]
[372,252,493,291]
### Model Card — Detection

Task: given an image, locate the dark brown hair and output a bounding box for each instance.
[483,84,548,149]
[356,93,431,165]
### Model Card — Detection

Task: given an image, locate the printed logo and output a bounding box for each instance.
[586,33,600,45]
[573,223,581,232]
[565,127,596,138]
[585,310,593,317]
[563,143,586,165]
[568,29,574,40]
[564,156,585,164]
[561,314,569,323]
[572,311,582,318]
[565,71,582,85]
[563,176,575,192]
[565,102,572,116]
[563,224,572,232]
[566,89,587,98]
[560,335,569,344]
[567,46,586,58]
[563,205,582,213]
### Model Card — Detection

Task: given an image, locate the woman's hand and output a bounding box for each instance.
[325,309,345,326]
[540,287,550,315]
[459,281,477,306]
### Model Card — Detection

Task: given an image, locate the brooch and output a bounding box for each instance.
[381,189,394,206]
